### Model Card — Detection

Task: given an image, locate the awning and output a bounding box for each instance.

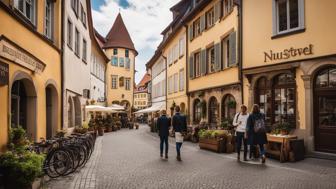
[134,102,165,114]
[109,104,125,111]
[86,105,120,113]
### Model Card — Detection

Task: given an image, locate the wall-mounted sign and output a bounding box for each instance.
[83,89,91,99]
[0,38,46,74]
[0,62,9,86]
[264,44,313,63]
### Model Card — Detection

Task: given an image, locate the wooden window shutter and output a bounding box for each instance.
[229,31,237,66]
[201,49,207,76]
[214,2,221,22]
[189,24,194,41]
[214,43,221,71]
[200,15,206,32]
[189,54,194,79]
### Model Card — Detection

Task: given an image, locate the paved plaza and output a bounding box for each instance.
[46,125,336,189]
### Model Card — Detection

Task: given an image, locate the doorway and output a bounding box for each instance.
[46,85,58,139]
[11,78,37,140]
[314,66,336,153]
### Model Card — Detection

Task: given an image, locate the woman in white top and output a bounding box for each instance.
[232,105,249,161]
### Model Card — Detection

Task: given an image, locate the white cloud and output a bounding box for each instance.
[92,0,180,83]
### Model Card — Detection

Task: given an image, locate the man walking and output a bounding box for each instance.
[157,110,171,159]
[232,105,249,161]
[172,106,187,161]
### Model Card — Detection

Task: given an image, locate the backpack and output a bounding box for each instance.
[254,115,266,133]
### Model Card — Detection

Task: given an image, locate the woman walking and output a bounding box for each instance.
[246,104,268,163]
[232,105,249,161]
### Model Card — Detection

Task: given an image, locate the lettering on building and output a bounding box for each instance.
[0,62,9,86]
[264,44,313,63]
[0,38,46,74]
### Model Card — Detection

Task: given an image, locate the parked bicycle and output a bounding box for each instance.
[30,132,96,178]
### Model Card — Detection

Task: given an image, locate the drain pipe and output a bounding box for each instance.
[237,0,244,105]
[60,0,65,129]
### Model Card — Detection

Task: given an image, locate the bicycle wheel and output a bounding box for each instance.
[44,149,72,178]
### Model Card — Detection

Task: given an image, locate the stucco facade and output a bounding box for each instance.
[63,0,92,131]
[90,44,106,102]
[164,28,188,116]
[186,0,241,126]
[0,0,62,151]
[105,47,135,113]
[242,0,336,154]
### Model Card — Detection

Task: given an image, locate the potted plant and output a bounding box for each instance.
[227,100,236,109]
[96,116,105,136]
[277,122,291,135]
[198,129,230,153]
[0,128,45,189]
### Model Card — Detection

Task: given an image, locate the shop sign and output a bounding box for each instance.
[0,62,9,86]
[0,38,45,74]
[264,44,313,63]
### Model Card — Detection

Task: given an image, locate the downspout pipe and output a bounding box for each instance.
[185,25,190,124]
[60,0,65,129]
[161,54,167,111]
[237,0,244,105]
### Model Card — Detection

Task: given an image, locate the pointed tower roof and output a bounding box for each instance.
[103,13,137,55]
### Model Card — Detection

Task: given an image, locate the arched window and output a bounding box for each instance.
[255,77,271,122]
[222,94,236,121]
[314,66,336,153]
[255,73,296,127]
[273,73,296,125]
[315,67,336,89]
[193,99,202,123]
[209,97,218,126]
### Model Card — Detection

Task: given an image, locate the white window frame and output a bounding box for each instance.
[74,28,80,57]
[125,78,131,90]
[179,35,185,57]
[67,19,73,49]
[179,69,184,91]
[14,0,36,24]
[174,73,178,93]
[82,39,87,62]
[206,8,215,28]
[44,0,54,40]
[207,46,215,73]
[112,75,118,89]
[273,0,305,36]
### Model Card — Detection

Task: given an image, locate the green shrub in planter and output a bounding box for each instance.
[0,151,45,189]
[1,127,45,188]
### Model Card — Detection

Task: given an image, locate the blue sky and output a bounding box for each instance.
[91,0,179,84]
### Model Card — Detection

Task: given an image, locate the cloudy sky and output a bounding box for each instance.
[92,0,180,84]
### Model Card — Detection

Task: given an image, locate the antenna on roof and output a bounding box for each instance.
[119,8,121,13]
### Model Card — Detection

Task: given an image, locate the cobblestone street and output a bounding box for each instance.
[46,125,336,189]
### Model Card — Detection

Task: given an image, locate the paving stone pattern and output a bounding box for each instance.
[46,125,336,189]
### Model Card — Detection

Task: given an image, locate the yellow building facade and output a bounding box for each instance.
[164,28,188,116]
[105,47,136,113]
[242,0,336,154]
[0,0,62,151]
[186,0,241,127]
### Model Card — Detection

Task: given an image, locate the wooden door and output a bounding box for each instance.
[314,92,336,153]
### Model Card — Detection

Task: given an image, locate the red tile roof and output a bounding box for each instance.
[103,13,137,55]
[135,73,151,93]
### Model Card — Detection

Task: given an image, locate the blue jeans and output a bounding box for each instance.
[236,132,247,157]
[259,144,266,156]
[160,136,168,155]
[176,142,183,156]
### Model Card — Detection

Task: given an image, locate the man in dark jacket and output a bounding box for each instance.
[172,106,187,161]
[157,110,171,159]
